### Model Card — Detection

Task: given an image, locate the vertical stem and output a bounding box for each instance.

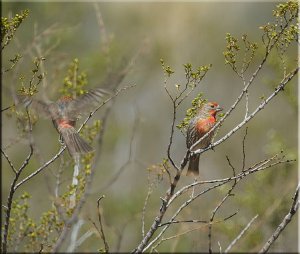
[70,154,80,209]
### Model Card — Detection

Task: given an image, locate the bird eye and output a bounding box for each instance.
[210,105,215,108]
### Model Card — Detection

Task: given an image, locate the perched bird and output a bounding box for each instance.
[186,101,223,176]
[20,88,109,157]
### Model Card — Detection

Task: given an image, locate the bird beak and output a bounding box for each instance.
[215,106,223,112]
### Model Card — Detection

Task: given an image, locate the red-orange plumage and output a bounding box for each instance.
[196,116,216,134]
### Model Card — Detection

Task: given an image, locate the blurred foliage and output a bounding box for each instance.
[5,121,99,252]
[4,56,46,138]
[60,58,89,97]
[147,158,171,183]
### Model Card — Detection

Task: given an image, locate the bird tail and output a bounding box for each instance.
[58,126,94,157]
[186,154,200,176]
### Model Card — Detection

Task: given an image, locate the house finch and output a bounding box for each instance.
[186,101,223,176]
[21,88,109,157]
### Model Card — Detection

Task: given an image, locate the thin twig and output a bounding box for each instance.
[158,219,208,227]
[14,85,135,191]
[151,211,237,252]
[143,155,292,251]
[2,108,33,253]
[1,149,17,174]
[1,105,14,112]
[169,153,284,205]
[66,219,84,252]
[225,214,258,253]
[192,66,298,157]
[99,107,139,192]
[133,15,298,252]
[97,195,109,253]
[242,127,248,171]
[208,158,237,253]
[142,182,155,238]
[188,19,298,159]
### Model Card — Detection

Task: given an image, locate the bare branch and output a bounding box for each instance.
[151,211,237,252]
[242,127,248,171]
[142,153,293,252]
[93,3,109,55]
[14,85,136,191]
[158,219,208,227]
[170,153,286,205]
[193,66,298,157]
[1,149,17,174]
[99,107,139,192]
[14,147,66,191]
[208,166,238,253]
[225,214,258,253]
[142,182,154,239]
[258,183,299,253]
[2,108,34,253]
[66,219,84,252]
[97,195,109,253]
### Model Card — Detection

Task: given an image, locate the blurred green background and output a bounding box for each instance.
[2,2,298,252]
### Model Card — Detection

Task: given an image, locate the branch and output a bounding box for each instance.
[143,154,293,251]
[14,147,66,191]
[66,219,84,252]
[208,158,237,253]
[193,66,298,156]
[151,211,237,252]
[98,106,139,192]
[2,108,33,253]
[1,149,17,174]
[52,85,136,253]
[225,214,258,253]
[97,195,109,253]
[133,11,298,252]
[258,183,299,253]
[169,153,287,205]
[14,85,135,191]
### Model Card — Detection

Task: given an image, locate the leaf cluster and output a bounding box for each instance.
[183,63,212,90]
[60,58,89,97]
[1,9,29,50]
[260,1,298,52]
[80,119,102,144]
[223,33,258,76]
[18,57,46,97]
[176,93,206,131]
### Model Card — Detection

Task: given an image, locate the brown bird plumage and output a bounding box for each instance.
[186,102,223,176]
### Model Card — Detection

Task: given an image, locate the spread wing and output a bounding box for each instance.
[16,95,53,119]
[66,88,110,117]
[30,100,53,118]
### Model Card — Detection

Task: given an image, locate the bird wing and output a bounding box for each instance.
[30,99,53,118]
[66,88,110,117]
[186,118,201,149]
[186,117,215,150]
[16,95,53,119]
